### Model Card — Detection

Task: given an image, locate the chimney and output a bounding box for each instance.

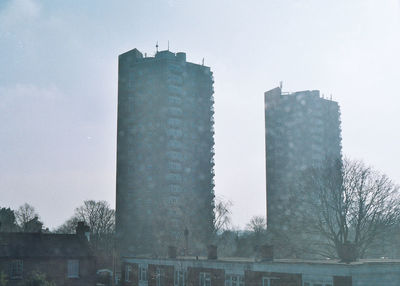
[76,221,90,241]
[168,246,177,259]
[339,241,357,263]
[207,245,217,260]
[259,244,274,262]
[184,228,189,256]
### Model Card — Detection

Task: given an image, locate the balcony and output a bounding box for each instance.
[167,118,183,128]
[168,95,182,106]
[167,107,183,117]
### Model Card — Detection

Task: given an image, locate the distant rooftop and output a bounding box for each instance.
[122,255,400,265]
[266,86,336,102]
[0,232,93,258]
[119,48,210,69]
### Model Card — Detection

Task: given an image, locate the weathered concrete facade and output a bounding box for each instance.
[116,49,215,256]
[264,87,342,233]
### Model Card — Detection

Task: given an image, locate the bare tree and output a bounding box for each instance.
[56,200,115,262]
[213,197,233,233]
[75,200,115,236]
[15,203,42,232]
[56,200,115,236]
[55,201,114,269]
[246,216,267,234]
[303,158,400,259]
[246,215,268,251]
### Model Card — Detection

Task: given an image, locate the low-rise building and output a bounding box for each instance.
[0,223,96,286]
[120,255,400,286]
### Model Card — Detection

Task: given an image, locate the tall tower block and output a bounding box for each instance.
[116,49,215,255]
[264,87,342,230]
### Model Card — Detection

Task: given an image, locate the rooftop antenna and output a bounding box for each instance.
[168,40,170,51]
[202,58,204,66]
[279,81,283,90]
[156,41,159,53]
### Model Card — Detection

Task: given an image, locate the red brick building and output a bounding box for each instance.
[0,229,96,286]
[120,256,400,286]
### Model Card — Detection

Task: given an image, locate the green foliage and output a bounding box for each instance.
[0,207,18,232]
[23,271,55,286]
[0,271,8,286]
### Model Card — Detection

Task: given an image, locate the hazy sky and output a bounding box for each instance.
[1,0,399,229]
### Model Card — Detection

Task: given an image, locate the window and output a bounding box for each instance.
[174,270,186,286]
[167,140,182,149]
[125,265,132,282]
[199,272,211,286]
[168,118,182,127]
[139,264,148,281]
[168,96,181,105]
[166,128,182,138]
[10,260,23,279]
[67,259,79,278]
[167,151,182,161]
[262,277,279,286]
[168,107,183,116]
[166,173,182,182]
[225,274,244,286]
[169,197,177,205]
[156,268,164,286]
[168,161,182,171]
[170,184,182,193]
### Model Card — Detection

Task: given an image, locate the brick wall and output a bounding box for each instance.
[187,266,225,286]
[333,276,352,286]
[121,262,139,286]
[120,259,359,286]
[245,270,302,286]
[148,264,174,286]
[0,257,96,286]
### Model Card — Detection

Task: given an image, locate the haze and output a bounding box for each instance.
[1,0,399,229]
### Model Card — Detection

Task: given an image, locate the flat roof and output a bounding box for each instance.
[122,255,400,265]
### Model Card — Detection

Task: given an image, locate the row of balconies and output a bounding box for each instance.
[168,161,182,172]
[166,173,182,183]
[166,128,183,138]
[168,85,185,96]
[167,118,182,128]
[168,95,182,106]
[166,150,184,161]
[169,184,182,194]
[167,107,183,117]
[168,64,183,75]
[167,74,184,86]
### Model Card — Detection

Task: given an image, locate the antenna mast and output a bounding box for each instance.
[156,41,159,53]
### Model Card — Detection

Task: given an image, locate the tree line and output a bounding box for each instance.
[214,158,400,261]
[1,157,399,262]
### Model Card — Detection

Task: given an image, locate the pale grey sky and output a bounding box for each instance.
[1,0,399,229]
